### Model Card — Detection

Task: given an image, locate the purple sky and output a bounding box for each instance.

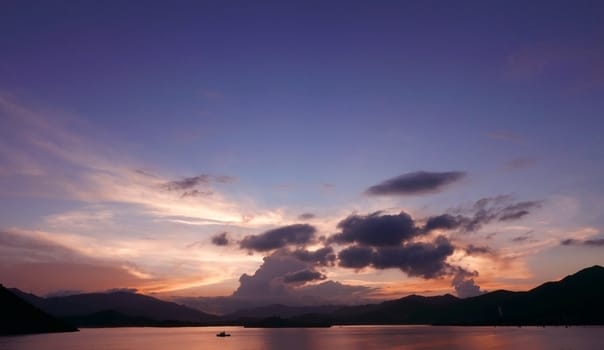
[0,1,603,309]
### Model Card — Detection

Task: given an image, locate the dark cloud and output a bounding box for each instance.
[163,174,236,192]
[181,189,213,198]
[465,244,494,256]
[499,210,529,221]
[292,247,336,266]
[422,214,463,233]
[240,224,316,252]
[338,246,374,269]
[164,175,210,191]
[211,232,230,246]
[371,236,455,278]
[338,236,455,279]
[331,211,418,247]
[498,201,542,222]
[365,171,466,196]
[297,213,316,220]
[561,238,604,247]
[283,269,326,284]
[451,268,487,298]
[511,235,530,243]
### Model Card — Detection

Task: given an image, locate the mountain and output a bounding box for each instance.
[0,284,77,335]
[224,304,341,321]
[332,265,604,325]
[10,290,219,326]
[5,265,603,328]
[333,293,460,324]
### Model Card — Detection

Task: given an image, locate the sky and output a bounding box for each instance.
[1,0,603,312]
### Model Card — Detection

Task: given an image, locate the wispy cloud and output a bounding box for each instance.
[0,94,281,227]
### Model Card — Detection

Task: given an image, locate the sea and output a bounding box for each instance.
[1,325,602,350]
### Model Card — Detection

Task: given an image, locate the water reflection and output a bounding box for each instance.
[0,326,602,350]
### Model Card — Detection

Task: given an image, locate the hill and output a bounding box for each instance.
[0,284,77,335]
[10,289,219,326]
[6,265,603,327]
[332,265,604,325]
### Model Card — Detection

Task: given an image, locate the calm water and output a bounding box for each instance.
[1,326,602,350]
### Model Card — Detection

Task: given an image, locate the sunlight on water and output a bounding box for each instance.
[1,326,602,350]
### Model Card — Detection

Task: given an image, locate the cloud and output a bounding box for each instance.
[181,190,213,198]
[231,251,336,301]
[330,211,418,247]
[0,95,282,228]
[561,238,604,247]
[511,235,530,243]
[211,232,230,246]
[371,236,455,278]
[233,253,307,298]
[451,268,487,298]
[240,224,317,252]
[283,269,326,284]
[365,171,466,196]
[162,174,236,198]
[337,236,455,279]
[464,244,494,256]
[297,213,316,220]
[292,247,336,266]
[0,229,84,263]
[498,201,542,222]
[338,246,374,269]
[422,214,464,233]
[449,196,542,232]
[163,175,211,191]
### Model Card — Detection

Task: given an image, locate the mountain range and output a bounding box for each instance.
[10,289,219,327]
[2,265,603,334]
[0,284,77,335]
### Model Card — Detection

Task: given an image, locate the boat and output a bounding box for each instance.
[216,331,231,337]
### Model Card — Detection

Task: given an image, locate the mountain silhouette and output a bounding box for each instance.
[331,265,604,325]
[9,289,219,326]
[5,265,603,328]
[0,284,77,335]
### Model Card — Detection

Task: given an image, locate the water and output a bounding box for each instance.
[1,326,602,350]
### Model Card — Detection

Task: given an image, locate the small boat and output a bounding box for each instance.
[216,331,231,337]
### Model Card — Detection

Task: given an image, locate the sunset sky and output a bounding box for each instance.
[1,1,603,311]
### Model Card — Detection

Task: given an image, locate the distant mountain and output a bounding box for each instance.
[224,304,341,321]
[9,290,219,326]
[0,284,77,335]
[5,265,603,328]
[333,293,460,324]
[434,264,604,325]
[332,265,604,326]
[63,310,157,327]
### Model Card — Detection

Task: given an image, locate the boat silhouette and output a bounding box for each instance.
[216,331,231,337]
